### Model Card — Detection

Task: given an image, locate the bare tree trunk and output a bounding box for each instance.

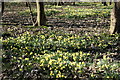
[0,2,4,16]
[35,1,46,26]
[102,2,107,6]
[109,2,112,5]
[73,2,75,6]
[40,2,46,25]
[57,2,64,6]
[26,2,36,26]
[109,0,112,5]
[110,2,120,34]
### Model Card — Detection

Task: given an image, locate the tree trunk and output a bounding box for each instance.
[73,2,75,6]
[102,2,107,6]
[110,2,120,34]
[109,0,112,5]
[0,2,4,16]
[35,1,46,26]
[109,2,112,5]
[57,2,64,6]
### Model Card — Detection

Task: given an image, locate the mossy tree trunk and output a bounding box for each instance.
[110,2,120,34]
[35,1,46,26]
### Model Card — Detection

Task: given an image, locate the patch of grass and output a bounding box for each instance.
[18,3,112,19]
[18,9,37,16]
[76,2,97,6]
[45,9,61,16]
[24,26,35,28]
[57,6,111,19]
[96,4,113,9]
[18,8,61,17]
[45,5,62,9]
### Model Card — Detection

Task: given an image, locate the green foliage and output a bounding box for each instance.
[45,5,62,9]
[2,29,120,79]
[97,4,113,9]
[76,2,97,6]
[19,8,61,17]
[57,7,111,19]
[18,9,37,16]
[45,9,61,16]
[2,2,118,79]
[18,3,112,19]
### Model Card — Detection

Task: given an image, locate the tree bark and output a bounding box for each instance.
[35,1,46,26]
[0,2,4,16]
[110,2,120,34]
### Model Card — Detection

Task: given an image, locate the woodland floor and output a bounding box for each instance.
[1,2,120,79]
[2,2,110,35]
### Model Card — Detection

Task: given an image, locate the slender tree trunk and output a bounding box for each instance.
[110,2,120,34]
[0,2,4,16]
[102,2,107,6]
[2,2,4,15]
[0,2,4,24]
[58,2,64,6]
[109,2,112,5]
[73,2,75,6]
[109,0,112,5]
[26,2,36,25]
[35,1,46,26]
[0,2,2,21]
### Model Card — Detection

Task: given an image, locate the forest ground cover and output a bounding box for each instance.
[1,2,120,79]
